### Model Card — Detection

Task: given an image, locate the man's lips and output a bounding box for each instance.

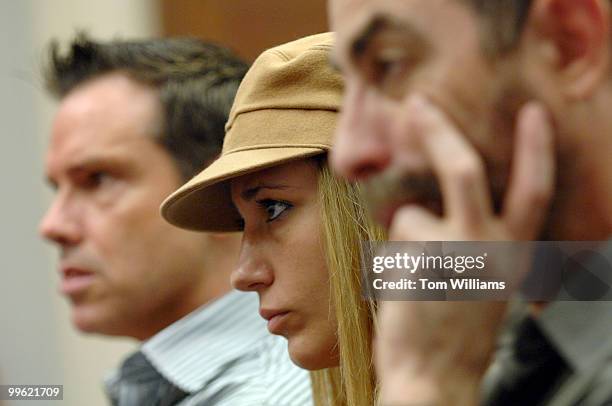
[259,308,290,334]
[59,267,96,295]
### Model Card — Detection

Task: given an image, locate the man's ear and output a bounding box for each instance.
[525,0,610,99]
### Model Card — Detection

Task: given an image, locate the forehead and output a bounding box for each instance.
[231,159,319,195]
[330,0,478,62]
[330,0,469,28]
[47,73,162,170]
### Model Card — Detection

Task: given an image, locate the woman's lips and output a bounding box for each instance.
[267,312,289,334]
[260,309,290,334]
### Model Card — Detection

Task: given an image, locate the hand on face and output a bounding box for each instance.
[387,94,555,241]
[374,95,556,406]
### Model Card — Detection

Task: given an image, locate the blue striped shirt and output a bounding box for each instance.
[105,290,312,405]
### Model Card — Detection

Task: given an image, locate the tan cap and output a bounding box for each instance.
[161,33,341,231]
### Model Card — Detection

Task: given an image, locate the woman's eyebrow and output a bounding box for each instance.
[241,184,292,201]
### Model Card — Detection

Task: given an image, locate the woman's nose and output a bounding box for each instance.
[231,238,274,292]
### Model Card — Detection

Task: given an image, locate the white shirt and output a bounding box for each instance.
[105,290,312,405]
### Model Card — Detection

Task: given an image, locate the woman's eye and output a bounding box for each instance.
[258,199,292,222]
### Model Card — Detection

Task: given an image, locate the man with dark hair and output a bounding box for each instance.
[330,0,611,405]
[40,35,311,405]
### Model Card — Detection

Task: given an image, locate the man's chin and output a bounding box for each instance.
[71,317,101,335]
[70,306,112,335]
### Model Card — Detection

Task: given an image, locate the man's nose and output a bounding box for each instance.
[231,238,273,292]
[331,82,392,181]
[39,195,82,246]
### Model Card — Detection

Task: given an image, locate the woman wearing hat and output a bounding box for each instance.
[161,33,383,406]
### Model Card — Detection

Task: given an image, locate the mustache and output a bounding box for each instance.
[361,168,443,218]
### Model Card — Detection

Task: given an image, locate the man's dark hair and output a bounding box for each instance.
[45,34,248,180]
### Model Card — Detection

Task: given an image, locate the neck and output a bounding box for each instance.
[133,233,242,341]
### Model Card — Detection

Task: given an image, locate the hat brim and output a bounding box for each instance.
[161,146,326,231]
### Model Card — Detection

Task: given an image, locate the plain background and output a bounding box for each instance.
[1,1,158,405]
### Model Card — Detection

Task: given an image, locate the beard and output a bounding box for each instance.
[361,167,442,222]
[361,157,506,227]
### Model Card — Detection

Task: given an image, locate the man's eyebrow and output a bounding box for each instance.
[241,184,291,201]
[69,154,130,172]
[349,15,392,63]
[349,14,420,64]
[46,155,131,186]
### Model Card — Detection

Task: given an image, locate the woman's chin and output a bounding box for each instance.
[287,335,340,370]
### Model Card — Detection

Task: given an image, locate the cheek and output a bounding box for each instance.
[290,209,329,294]
[287,321,339,370]
[288,277,339,370]
[86,194,175,273]
[409,59,506,170]
[269,205,329,280]
[433,63,492,131]
[288,211,339,368]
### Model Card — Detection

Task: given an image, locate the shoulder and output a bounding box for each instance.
[199,334,312,406]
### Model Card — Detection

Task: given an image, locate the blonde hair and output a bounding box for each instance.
[310,159,385,406]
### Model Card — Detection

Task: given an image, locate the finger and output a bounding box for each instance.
[405,94,493,227]
[502,102,555,239]
[389,204,441,241]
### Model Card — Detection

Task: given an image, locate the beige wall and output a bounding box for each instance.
[1,1,159,405]
[162,0,328,61]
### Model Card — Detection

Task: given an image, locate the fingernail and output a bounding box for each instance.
[522,101,547,124]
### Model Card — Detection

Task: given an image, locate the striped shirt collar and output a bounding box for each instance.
[140,290,268,393]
